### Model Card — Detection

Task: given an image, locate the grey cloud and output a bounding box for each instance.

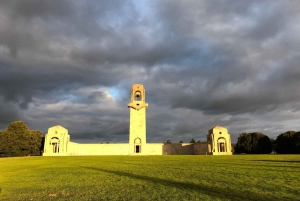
[88,91,106,101]
[2,0,73,19]
[0,98,20,127]
[142,1,300,116]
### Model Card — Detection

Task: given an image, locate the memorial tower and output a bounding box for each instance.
[128,84,148,154]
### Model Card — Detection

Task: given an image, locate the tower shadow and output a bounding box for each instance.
[81,166,272,200]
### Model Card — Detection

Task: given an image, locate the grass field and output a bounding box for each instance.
[0,155,299,201]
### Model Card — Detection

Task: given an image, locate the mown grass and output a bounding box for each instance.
[0,155,299,201]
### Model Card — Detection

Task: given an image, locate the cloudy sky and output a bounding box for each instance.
[1,0,300,143]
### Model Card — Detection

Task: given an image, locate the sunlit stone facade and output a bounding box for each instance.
[127,84,148,154]
[207,126,232,155]
[43,125,70,156]
[43,84,232,156]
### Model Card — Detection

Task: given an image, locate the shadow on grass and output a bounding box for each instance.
[81,166,272,201]
[251,160,300,163]
[206,162,300,170]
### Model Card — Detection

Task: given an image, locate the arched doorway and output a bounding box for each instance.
[134,138,141,153]
[217,137,227,152]
[50,137,60,153]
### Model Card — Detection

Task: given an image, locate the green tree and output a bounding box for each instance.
[275,131,297,154]
[0,121,43,157]
[40,136,45,155]
[235,132,272,154]
[235,132,251,153]
[190,139,196,143]
[0,130,20,157]
[166,140,172,144]
[257,135,272,154]
[30,130,43,155]
[293,132,300,154]
[231,143,236,153]
[270,139,276,153]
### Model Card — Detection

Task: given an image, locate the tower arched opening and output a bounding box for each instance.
[134,91,142,101]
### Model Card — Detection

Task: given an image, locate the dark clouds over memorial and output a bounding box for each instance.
[0,0,300,143]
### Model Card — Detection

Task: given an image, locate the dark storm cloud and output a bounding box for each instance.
[147,0,300,116]
[0,0,299,143]
[2,0,72,18]
[0,61,129,109]
[0,98,20,128]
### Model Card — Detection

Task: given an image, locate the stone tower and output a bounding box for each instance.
[128,84,148,154]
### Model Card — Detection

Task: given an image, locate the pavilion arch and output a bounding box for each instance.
[217,137,227,152]
[50,137,60,153]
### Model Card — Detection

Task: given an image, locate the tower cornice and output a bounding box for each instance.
[128,102,148,110]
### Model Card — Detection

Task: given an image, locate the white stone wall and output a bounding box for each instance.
[44,141,210,156]
[43,125,232,156]
[68,143,130,156]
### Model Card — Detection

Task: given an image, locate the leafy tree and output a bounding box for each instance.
[166,140,172,144]
[235,132,251,153]
[257,135,272,154]
[0,121,43,157]
[231,143,236,153]
[190,139,196,143]
[275,131,296,154]
[6,121,31,156]
[179,140,183,144]
[0,131,3,156]
[293,132,300,154]
[275,131,298,154]
[235,132,272,154]
[30,130,43,156]
[0,130,20,157]
[270,139,276,153]
[40,136,45,155]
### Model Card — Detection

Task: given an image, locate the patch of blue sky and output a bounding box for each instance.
[108,87,121,99]
[132,0,155,20]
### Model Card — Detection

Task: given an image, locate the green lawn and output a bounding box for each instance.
[0,155,299,201]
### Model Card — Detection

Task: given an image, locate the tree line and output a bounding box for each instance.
[234,131,300,154]
[0,121,44,157]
